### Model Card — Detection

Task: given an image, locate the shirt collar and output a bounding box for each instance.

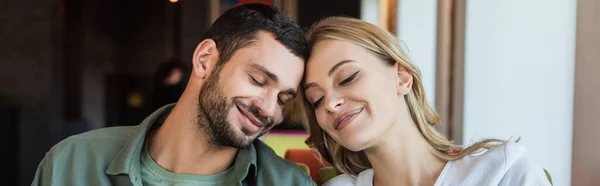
[105,103,258,182]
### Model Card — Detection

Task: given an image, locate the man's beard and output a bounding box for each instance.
[197,67,274,148]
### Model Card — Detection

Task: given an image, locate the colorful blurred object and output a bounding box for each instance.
[262,130,309,157]
[284,148,330,184]
[318,167,337,185]
[296,163,310,175]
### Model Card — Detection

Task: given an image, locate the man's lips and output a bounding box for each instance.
[334,108,363,130]
[236,104,263,128]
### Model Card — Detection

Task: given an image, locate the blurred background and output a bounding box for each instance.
[1,0,598,185]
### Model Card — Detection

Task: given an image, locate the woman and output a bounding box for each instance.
[301,17,550,186]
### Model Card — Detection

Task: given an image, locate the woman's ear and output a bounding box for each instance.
[191,39,218,79]
[394,62,413,96]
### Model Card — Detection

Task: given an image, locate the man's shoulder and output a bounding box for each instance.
[46,126,137,163]
[252,140,315,185]
[34,126,140,185]
[253,139,298,168]
[55,126,136,148]
[71,126,137,140]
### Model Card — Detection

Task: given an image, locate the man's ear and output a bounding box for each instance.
[394,62,413,96]
[192,39,218,79]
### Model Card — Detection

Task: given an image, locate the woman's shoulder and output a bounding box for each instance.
[480,141,531,167]
[440,141,550,185]
[453,141,529,167]
[493,142,551,185]
[322,169,374,186]
[322,174,356,186]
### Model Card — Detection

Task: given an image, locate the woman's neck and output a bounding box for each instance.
[364,114,447,186]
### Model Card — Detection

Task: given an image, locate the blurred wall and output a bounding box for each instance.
[179,0,209,67]
[572,0,600,185]
[0,0,65,185]
[462,1,576,186]
[360,0,379,25]
[1,0,175,184]
[297,0,360,28]
[361,0,437,105]
[396,0,437,105]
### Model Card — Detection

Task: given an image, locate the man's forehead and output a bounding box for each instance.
[222,31,304,88]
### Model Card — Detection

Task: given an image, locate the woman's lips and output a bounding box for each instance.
[334,108,363,130]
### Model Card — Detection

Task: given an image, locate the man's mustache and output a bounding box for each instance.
[234,100,274,128]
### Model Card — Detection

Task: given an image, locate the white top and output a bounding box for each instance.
[323,142,551,186]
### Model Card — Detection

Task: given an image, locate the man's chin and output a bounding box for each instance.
[233,136,255,149]
[229,128,261,147]
[238,124,263,137]
[240,132,260,142]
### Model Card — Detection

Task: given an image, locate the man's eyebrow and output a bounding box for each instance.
[249,63,278,83]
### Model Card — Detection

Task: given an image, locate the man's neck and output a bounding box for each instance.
[147,102,238,175]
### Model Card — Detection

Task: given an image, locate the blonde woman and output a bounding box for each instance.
[300,17,551,186]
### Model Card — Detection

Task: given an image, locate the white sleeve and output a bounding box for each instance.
[498,143,552,186]
[322,174,358,186]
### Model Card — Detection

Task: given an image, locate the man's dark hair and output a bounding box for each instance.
[202,3,308,65]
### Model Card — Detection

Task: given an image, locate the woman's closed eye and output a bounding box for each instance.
[310,71,359,109]
[311,97,324,108]
[339,70,360,86]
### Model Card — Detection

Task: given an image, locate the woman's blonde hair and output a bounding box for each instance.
[301,16,505,176]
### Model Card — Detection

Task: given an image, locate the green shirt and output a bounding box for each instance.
[32,104,315,186]
[140,144,236,185]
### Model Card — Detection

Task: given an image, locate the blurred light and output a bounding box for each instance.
[169,0,178,3]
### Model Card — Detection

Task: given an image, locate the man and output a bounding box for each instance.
[33,3,314,186]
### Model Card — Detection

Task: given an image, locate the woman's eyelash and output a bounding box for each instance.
[312,97,324,108]
[339,70,360,86]
[311,71,359,109]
